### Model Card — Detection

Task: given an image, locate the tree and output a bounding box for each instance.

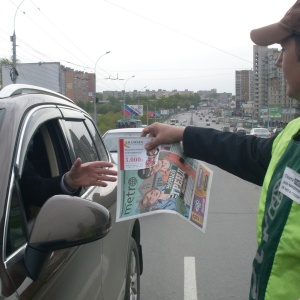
[0,58,12,89]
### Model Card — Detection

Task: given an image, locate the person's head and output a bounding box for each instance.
[140,188,161,209]
[250,0,300,100]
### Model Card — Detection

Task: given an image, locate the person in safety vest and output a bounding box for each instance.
[141,1,300,299]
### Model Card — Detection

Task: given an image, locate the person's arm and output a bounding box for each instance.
[19,158,117,207]
[19,162,68,207]
[183,126,274,186]
[142,123,273,186]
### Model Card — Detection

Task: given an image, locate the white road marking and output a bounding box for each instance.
[184,256,198,300]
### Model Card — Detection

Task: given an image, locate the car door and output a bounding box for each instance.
[59,107,134,300]
[4,105,105,299]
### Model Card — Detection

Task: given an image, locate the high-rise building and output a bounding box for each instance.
[235,70,252,108]
[252,45,299,125]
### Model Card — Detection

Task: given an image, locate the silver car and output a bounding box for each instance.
[0,84,143,299]
[249,127,271,138]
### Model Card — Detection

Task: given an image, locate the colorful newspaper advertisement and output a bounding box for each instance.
[116,137,213,232]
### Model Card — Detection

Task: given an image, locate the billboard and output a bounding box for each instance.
[147,111,161,118]
[2,63,61,93]
[122,105,143,117]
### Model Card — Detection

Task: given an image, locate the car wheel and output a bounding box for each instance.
[125,238,140,300]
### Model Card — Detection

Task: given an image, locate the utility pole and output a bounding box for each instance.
[10,33,18,83]
[11,0,26,83]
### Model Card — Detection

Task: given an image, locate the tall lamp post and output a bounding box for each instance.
[123,75,135,118]
[94,51,110,123]
[11,0,26,83]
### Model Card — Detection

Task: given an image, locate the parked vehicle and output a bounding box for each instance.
[102,128,144,164]
[0,84,143,299]
[250,127,272,138]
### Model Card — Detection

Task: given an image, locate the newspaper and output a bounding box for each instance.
[116,137,213,232]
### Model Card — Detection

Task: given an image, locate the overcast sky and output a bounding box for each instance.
[0,0,296,94]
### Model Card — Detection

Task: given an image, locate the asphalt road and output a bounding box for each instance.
[139,111,261,300]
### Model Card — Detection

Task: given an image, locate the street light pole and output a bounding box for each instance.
[94,51,110,123]
[123,75,135,118]
[11,0,26,83]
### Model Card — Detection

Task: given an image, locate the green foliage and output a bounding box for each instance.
[0,58,12,89]
[76,100,93,114]
[96,92,103,101]
[97,111,122,135]
[0,58,11,65]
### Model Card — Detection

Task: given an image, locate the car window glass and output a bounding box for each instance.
[85,119,108,161]
[64,120,98,163]
[6,181,28,257]
[103,133,119,152]
[19,119,72,222]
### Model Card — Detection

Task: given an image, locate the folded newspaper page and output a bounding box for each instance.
[116,137,213,232]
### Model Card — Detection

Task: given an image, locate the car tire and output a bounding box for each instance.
[125,238,140,300]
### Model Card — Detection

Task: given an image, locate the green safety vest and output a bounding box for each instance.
[250,118,300,300]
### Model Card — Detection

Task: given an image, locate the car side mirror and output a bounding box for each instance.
[24,195,112,280]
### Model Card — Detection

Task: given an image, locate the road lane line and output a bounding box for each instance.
[184,256,198,300]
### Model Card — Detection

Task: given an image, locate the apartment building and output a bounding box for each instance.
[252,45,300,124]
[235,70,252,109]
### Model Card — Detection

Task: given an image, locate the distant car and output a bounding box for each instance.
[273,127,284,136]
[102,127,144,164]
[250,128,272,138]
[222,126,230,132]
[236,127,247,135]
[206,122,210,126]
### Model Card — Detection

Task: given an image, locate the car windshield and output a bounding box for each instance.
[103,131,142,152]
[255,128,269,133]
